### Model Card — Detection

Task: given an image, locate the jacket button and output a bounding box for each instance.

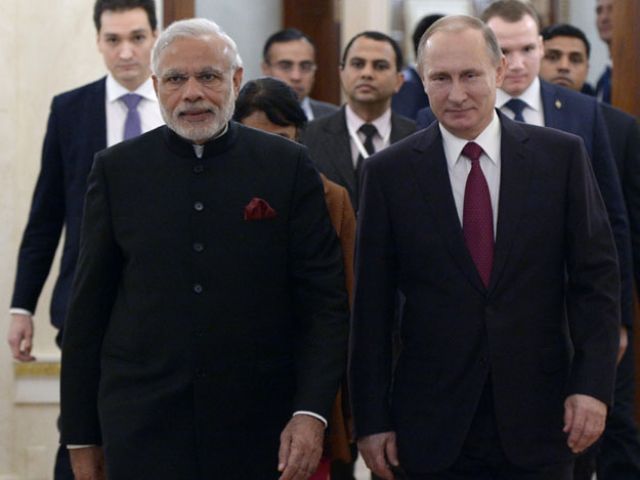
[193,284,203,294]
[193,242,204,252]
[194,201,204,211]
[193,164,204,174]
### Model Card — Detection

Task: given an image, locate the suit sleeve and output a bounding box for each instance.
[589,106,634,329]
[338,189,356,306]
[60,154,122,445]
[289,150,350,419]
[10,99,66,313]
[565,138,620,404]
[621,119,640,300]
[349,160,398,437]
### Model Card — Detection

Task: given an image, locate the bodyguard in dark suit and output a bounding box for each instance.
[538,22,640,480]
[60,18,348,480]
[480,0,633,390]
[350,16,619,480]
[6,1,161,478]
[302,31,415,209]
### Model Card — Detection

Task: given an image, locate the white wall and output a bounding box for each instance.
[195,0,282,85]
[569,1,609,86]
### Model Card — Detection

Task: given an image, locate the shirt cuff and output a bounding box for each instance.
[66,445,95,449]
[292,410,327,428]
[10,308,33,316]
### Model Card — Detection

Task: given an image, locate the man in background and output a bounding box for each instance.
[540,22,640,480]
[302,31,415,210]
[595,0,614,103]
[262,28,338,120]
[6,1,161,478]
[391,13,443,121]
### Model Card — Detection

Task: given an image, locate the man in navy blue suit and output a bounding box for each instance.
[6,1,162,478]
[539,21,640,480]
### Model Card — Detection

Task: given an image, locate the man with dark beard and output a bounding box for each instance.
[59,18,349,480]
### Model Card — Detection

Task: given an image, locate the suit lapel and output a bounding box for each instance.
[540,80,566,130]
[390,112,414,143]
[409,125,486,293]
[323,109,356,194]
[488,114,534,292]
[84,77,108,155]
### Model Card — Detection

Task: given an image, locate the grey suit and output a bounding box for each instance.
[301,106,416,208]
[308,97,339,119]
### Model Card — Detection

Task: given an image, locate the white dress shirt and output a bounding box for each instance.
[300,96,314,121]
[345,104,392,167]
[440,111,502,235]
[106,74,164,147]
[496,76,545,127]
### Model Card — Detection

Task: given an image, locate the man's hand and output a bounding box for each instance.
[617,325,628,365]
[357,431,399,480]
[278,414,324,480]
[563,394,607,453]
[69,446,106,480]
[7,313,35,362]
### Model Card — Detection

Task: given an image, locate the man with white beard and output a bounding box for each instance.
[59,18,349,480]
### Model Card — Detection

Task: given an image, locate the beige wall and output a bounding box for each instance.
[1,1,106,478]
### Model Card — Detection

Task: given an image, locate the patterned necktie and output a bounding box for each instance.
[505,98,527,122]
[355,123,378,208]
[462,142,494,287]
[121,93,143,140]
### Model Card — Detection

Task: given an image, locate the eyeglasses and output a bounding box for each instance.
[270,60,317,74]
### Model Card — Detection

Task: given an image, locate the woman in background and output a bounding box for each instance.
[234,77,355,480]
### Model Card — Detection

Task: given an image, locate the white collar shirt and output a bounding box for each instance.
[345,104,392,168]
[440,110,502,235]
[106,74,164,147]
[496,76,545,127]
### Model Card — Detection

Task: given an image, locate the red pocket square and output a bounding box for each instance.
[244,197,277,221]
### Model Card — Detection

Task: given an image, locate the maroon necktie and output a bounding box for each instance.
[462,142,494,287]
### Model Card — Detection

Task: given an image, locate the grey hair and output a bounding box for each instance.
[152,18,243,74]
[416,15,503,77]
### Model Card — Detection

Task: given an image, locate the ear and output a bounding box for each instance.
[495,55,507,87]
[260,61,270,75]
[232,67,244,96]
[394,70,405,93]
[152,74,159,96]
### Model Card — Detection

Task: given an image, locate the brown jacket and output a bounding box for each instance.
[321,174,356,463]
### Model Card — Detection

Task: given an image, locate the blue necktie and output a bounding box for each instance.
[505,98,527,122]
[121,93,143,140]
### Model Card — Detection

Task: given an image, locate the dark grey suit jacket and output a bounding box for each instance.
[301,106,416,208]
[308,97,339,119]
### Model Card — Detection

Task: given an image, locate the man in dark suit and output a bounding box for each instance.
[302,31,415,210]
[391,13,443,121]
[595,0,614,103]
[539,21,640,480]
[262,28,338,120]
[6,1,161,478]
[60,18,349,480]
[350,15,620,480]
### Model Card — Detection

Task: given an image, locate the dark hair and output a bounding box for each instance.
[541,23,591,58]
[341,31,403,72]
[480,0,541,30]
[412,14,445,56]
[233,77,307,132]
[93,0,157,32]
[262,28,315,63]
